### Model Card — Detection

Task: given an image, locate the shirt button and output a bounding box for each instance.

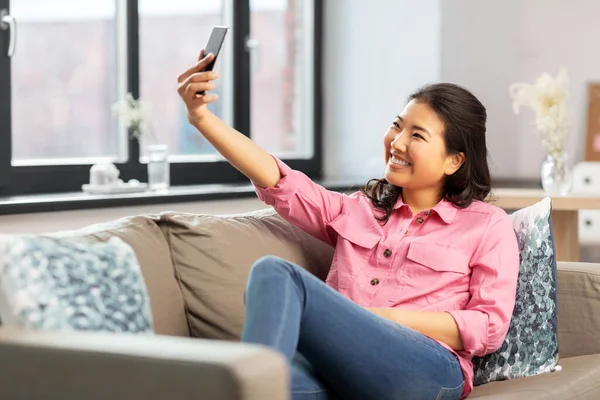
[416,216,424,224]
[383,249,392,257]
[424,210,432,216]
[370,278,380,286]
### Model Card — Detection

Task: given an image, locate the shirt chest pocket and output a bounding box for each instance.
[328,214,381,249]
[404,241,471,280]
[327,214,380,289]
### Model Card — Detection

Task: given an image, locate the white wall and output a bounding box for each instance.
[441,0,600,179]
[323,0,442,180]
[323,0,600,181]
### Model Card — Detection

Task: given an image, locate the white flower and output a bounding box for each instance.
[111,93,154,140]
[509,68,570,157]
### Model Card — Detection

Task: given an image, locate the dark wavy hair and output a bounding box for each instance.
[361,83,491,224]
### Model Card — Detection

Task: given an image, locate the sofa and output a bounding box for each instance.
[0,207,599,399]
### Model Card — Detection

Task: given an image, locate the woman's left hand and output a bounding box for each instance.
[367,307,395,321]
[366,307,464,351]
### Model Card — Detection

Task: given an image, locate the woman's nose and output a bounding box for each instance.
[390,132,408,151]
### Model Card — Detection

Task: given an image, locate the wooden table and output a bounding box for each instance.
[490,188,600,262]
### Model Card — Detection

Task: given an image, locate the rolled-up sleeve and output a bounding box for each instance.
[254,155,346,246]
[447,211,520,357]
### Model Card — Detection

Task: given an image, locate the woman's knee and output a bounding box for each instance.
[249,255,297,284]
[252,255,286,268]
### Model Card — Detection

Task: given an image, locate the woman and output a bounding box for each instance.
[177,51,519,400]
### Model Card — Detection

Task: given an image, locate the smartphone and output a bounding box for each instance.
[197,26,229,95]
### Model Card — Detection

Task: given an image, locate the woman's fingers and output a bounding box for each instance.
[196,93,218,103]
[177,52,215,83]
[184,82,216,98]
[187,71,219,84]
[183,82,219,101]
[186,91,219,105]
[177,72,218,96]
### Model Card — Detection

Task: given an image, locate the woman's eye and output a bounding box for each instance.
[392,122,400,129]
[412,133,423,139]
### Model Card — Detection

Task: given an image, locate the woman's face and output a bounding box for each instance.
[383,100,462,191]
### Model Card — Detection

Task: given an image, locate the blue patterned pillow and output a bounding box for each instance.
[472,197,559,385]
[0,235,154,333]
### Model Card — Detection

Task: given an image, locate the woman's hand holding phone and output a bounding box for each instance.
[175,49,282,189]
[177,49,219,125]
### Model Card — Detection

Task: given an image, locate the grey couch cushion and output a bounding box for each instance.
[158,208,334,340]
[469,354,600,399]
[556,262,600,358]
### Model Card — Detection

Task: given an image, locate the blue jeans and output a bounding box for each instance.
[241,256,465,400]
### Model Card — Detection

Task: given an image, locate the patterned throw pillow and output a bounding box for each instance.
[472,197,559,385]
[0,235,154,333]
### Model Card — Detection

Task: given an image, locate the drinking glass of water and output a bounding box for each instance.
[147,144,170,191]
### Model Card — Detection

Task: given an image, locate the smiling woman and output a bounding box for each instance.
[361,83,491,227]
[362,82,491,223]
[384,102,465,211]
[215,81,521,400]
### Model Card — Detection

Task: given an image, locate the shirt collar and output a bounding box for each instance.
[393,195,457,224]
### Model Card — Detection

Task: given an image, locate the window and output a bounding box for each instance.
[250,0,315,158]
[138,0,229,159]
[0,0,322,196]
[11,1,120,164]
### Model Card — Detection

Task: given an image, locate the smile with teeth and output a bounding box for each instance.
[390,156,411,166]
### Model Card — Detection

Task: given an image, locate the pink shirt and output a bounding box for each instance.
[255,157,520,399]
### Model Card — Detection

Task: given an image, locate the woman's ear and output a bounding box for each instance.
[445,152,465,176]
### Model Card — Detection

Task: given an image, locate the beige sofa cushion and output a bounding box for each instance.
[469,354,600,399]
[556,261,600,358]
[158,208,334,340]
[52,215,189,337]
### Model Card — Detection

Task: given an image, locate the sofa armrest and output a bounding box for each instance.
[0,327,288,400]
[557,261,600,358]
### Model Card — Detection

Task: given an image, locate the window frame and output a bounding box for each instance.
[0,0,323,196]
